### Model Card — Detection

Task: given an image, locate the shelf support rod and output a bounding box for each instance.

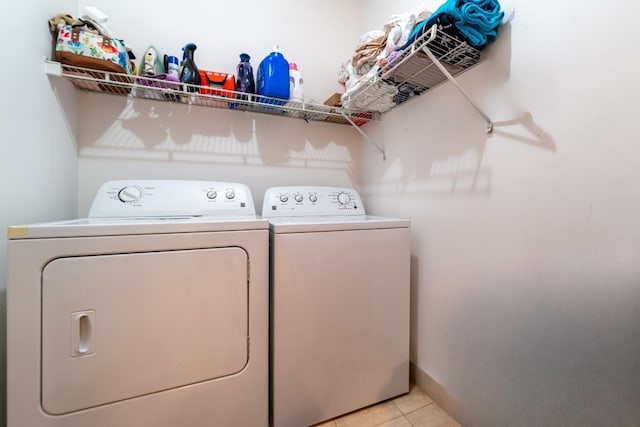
[422,48,493,133]
[340,112,386,161]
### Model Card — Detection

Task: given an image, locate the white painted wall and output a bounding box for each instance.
[0,1,79,426]
[74,0,366,214]
[361,1,640,426]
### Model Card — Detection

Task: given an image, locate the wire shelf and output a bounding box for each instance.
[341,24,483,113]
[45,61,378,126]
[44,23,491,161]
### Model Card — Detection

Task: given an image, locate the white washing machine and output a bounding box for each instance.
[7,180,269,427]
[262,186,411,427]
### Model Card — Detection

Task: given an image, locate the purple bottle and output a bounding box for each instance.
[235,53,256,102]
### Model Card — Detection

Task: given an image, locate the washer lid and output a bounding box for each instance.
[267,215,409,233]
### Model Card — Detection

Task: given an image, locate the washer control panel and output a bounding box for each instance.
[88,180,256,218]
[262,186,365,217]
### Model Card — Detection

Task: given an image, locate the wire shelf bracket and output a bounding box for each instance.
[340,111,386,161]
[421,45,493,133]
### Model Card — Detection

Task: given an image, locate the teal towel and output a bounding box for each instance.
[436,0,504,46]
[403,0,504,48]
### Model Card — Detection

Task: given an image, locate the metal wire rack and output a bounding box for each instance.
[45,24,492,161]
[341,24,485,116]
[44,60,378,126]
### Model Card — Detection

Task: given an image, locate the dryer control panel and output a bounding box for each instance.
[262,186,365,217]
[89,180,256,218]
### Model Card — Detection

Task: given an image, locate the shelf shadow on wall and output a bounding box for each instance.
[362,21,556,198]
[404,112,556,195]
[362,113,555,200]
[66,90,358,179]
[491,112,556,152]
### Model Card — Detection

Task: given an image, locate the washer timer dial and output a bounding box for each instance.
[336,192,351,205]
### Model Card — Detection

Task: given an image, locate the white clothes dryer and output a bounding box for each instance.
[262,186,411,427]
[7,180,269,427]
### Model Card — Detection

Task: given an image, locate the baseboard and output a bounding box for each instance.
[410,362,462,424]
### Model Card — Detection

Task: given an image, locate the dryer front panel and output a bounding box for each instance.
[41,247,249,415]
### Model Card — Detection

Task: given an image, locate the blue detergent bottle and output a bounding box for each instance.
[256,45,289,105]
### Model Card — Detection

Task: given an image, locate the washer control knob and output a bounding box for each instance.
[225,190,236,200]
[295,194,304,203]
[337,192,351,205]
[118,186,142,203]
[207,190,217,199]
[280,195,289,203]
[309,194,318,203]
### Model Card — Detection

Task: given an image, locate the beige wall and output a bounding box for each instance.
[360,1,640,426]
[0,1,80,425]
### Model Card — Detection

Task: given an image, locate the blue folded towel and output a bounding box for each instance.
[404,0,504,48]
[437,0,504,46]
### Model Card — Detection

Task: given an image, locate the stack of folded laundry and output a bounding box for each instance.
[339,0,504,112]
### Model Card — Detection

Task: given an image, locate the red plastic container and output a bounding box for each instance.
[199,71,236,97]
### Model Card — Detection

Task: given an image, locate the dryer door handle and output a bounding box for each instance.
[71,310,95,356]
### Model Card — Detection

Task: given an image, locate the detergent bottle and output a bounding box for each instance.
[288,62,304,103]
[256,46,289,104]
[235,53,256,101]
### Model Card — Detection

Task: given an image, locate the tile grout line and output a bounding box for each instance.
[393,397,439,427]
[391,399,416,427]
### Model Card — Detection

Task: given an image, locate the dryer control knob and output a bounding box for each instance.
[225,190,236,199]
[207,190,217,199]
[295,194,304,203]
[280,195,289,203]
[309,194,318,203]
[118,186,142,203]
[336,192,351,205]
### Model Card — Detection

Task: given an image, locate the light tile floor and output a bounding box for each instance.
[311,384,461,427]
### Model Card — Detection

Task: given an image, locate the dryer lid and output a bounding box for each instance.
[8,180,268,239]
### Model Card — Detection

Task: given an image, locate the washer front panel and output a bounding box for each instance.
[270,226,411,427]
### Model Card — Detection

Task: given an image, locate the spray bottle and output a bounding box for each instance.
[180,43,201,92]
